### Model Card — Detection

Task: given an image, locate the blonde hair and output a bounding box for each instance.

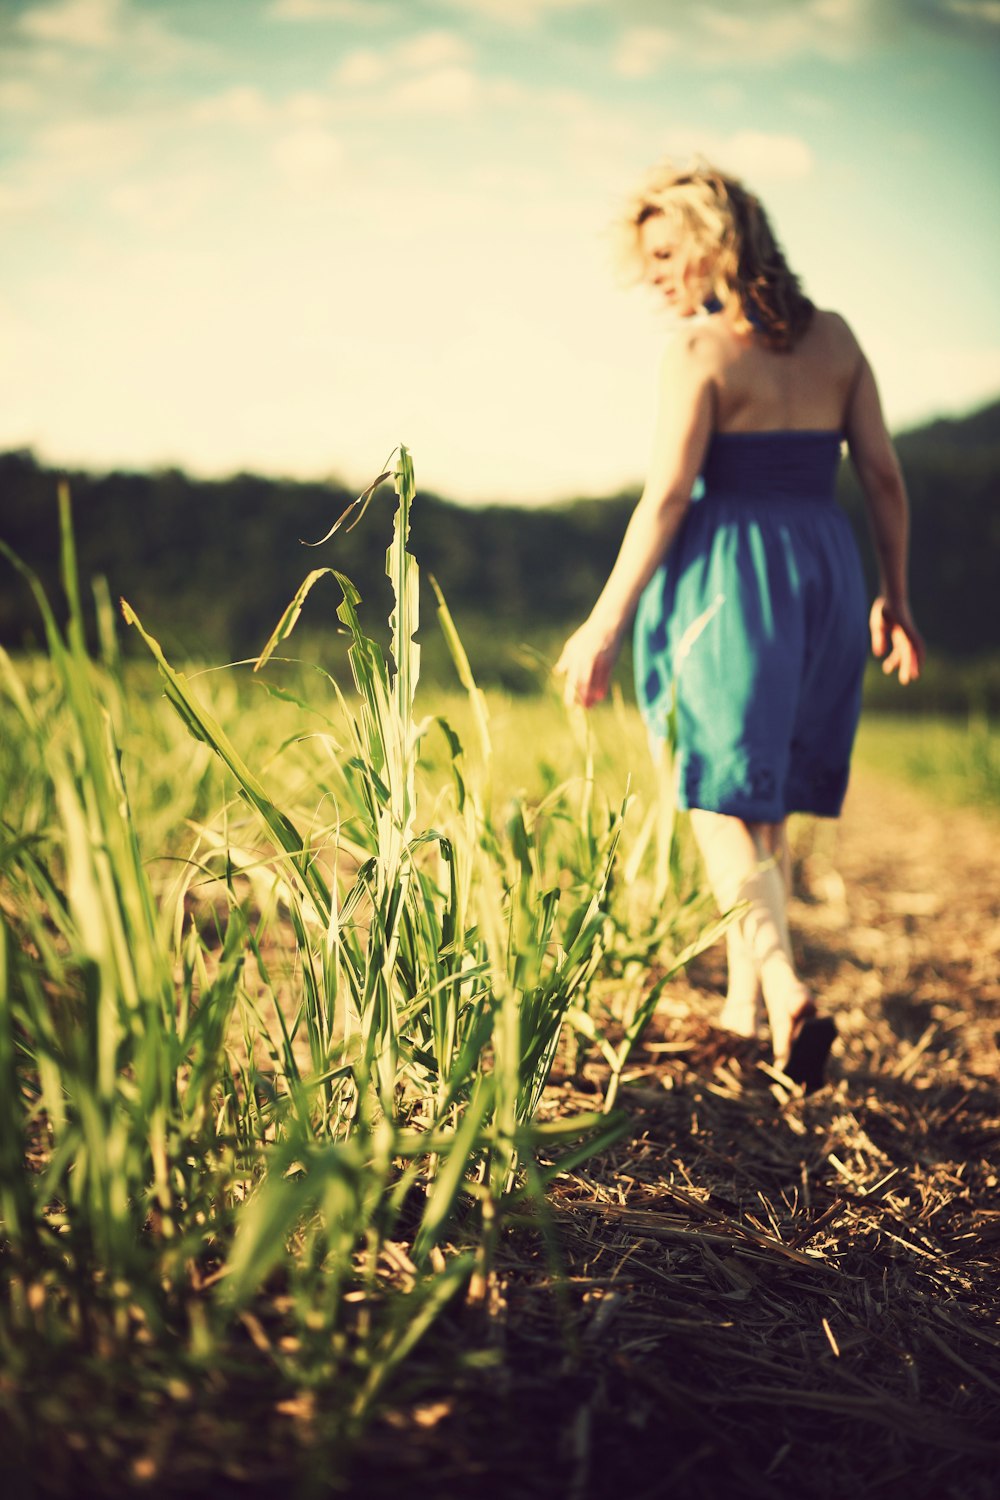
[616,159,813,351]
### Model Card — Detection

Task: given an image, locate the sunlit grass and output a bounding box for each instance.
[0,455,692,1478]
[854,713,999,811]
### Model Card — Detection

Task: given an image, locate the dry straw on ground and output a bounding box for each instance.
[345,769,1000,1500]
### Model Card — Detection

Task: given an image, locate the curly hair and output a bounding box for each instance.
[616,159,814,351]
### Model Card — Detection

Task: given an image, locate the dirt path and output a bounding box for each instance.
[674,763,1000,1078]
[791,766,999,1079]
[355,767,1000,1500]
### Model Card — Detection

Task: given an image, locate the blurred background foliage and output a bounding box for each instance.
[2,398,998,711]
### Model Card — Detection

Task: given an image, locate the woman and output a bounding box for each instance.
[555,161,924,1090]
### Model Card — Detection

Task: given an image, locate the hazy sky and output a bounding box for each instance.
[2,0,999,502]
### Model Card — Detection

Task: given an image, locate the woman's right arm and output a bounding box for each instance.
[844,345,925,684]
[554,330,714,707]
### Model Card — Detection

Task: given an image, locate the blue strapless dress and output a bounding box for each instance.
[633,429,868,820]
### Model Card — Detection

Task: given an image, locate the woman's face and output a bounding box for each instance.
[638,212,707,317]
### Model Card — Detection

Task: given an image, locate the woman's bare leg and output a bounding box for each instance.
[719,922,762,1037]
[689,809,811,1067]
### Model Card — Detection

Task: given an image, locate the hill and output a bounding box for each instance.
[1,400,997,687]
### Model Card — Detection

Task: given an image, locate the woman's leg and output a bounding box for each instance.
[689,809,811,1067]
[719,922,762,1037]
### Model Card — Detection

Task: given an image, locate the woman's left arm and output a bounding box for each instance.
[555,330,715,708]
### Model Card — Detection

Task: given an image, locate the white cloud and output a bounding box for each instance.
[269,0,394,19]
[397,30,475,69]
[698,0,868,62]
[287,90,337,123]
[609,0,883,68]
[436,0,599,26]
[334,48,386,87]
[662,129,816,182]
[0,110,153,221]
[0,79,45,111]
[0,181,43,222]
[34,115,148,178]
[191,86,335,130]
[786,90,835,116]
[333,29,474,87]
[107,171,214,232]
[330,29,485,115]
[705,80,745,109]
[612,26,678,79]
[386,65,479,115]
[723,129,815,180]
[270,127,345,189]
[944,0,1000,23]
[18,0,121,49]
[15,0,202,69]
[192,86,274,128]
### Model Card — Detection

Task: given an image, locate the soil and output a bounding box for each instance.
[346,766,1000,1500]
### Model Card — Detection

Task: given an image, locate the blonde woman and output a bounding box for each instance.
[555,162,923,1091]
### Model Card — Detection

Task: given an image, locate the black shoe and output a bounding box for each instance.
[784,1014,837,1094]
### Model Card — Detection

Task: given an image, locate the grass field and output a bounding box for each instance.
[854,712,999,813]
[2,470,997,1498]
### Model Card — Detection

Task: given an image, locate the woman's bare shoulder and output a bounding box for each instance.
[657,318,720,368]
[659,316,732,371]
[809,308,863,357]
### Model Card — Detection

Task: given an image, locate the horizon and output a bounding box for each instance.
[2,0,999,504]
[6,390,997,510]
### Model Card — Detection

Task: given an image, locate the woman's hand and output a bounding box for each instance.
[554,619,624,708]
[869,596,925,684]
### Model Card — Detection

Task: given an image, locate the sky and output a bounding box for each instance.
[1,0,999,505]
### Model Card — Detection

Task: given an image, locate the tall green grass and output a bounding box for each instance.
[2,451,673,1452]
[854,713,999,811]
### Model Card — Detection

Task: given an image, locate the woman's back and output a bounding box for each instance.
[695,309,861,436]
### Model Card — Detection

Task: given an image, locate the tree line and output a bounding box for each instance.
[1,398,997,699]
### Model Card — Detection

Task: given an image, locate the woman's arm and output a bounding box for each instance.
[844,348,925,684]
[555,331,715,707]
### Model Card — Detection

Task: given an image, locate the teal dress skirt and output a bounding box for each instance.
[634,430,868,821]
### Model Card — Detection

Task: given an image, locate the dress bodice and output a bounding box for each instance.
[700,430,843,504]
